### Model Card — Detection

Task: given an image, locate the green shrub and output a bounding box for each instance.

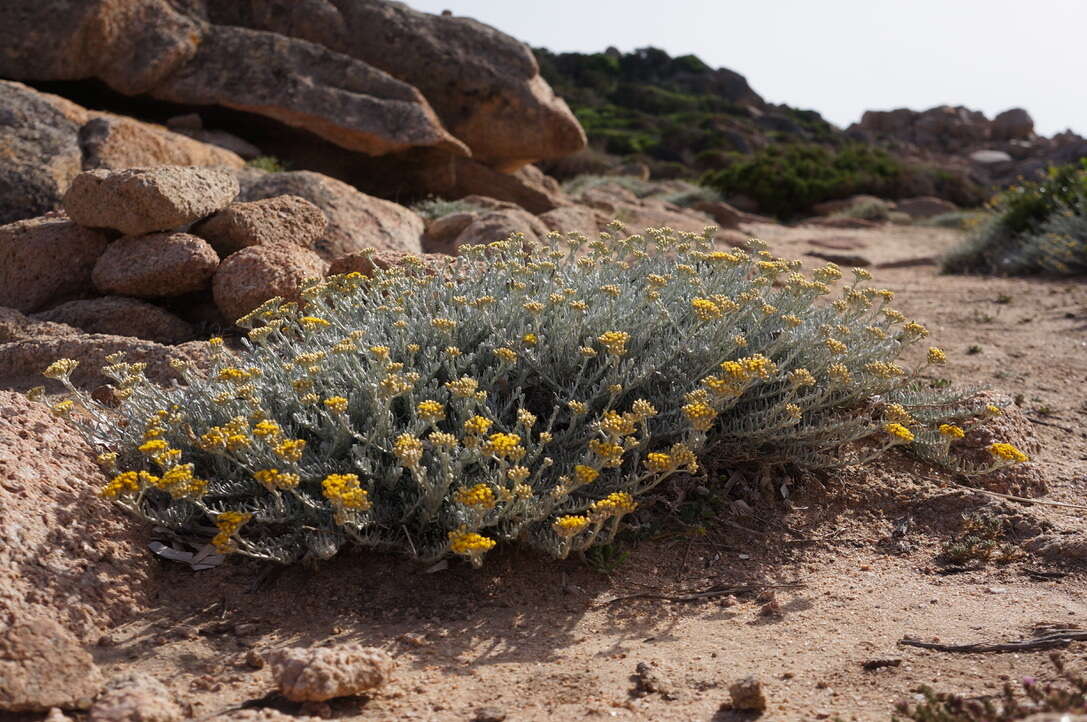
[409,197,488,221]
[944,161,1087,274]
[833,197,895,222]
[246,156,289,173]
[701,144,906,219]
[44,229,1027,567]
[562,174,657,198]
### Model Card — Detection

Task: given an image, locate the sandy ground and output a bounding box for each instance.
[56,223,1087,721]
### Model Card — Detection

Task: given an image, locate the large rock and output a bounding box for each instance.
[0,80,84,224]
[0,391,156,710]
[894,196,958,219]
[538,205,599,236]
[151,25,469,158]
[414,158,569,214]
[236,170,424,261]
[991,108,1034,141]
[205,0,586,169]
[0,334,208,389]
[193,195,328,256]
[0,215,110,312]
[0,306,79,343]
[450,209,550,253]
[266,645,395,702]
[34,297,195,344]
[79,113,246,170]
[64,166,239,236]
[0,1,468,159]
[92,232,220,297]
[213,243,327,323]
[88,673,182,722]
[0,617,103,712]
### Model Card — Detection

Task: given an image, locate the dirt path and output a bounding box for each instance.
[87,223,1087,721]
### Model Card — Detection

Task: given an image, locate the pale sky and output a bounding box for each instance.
[408,0,1084,138]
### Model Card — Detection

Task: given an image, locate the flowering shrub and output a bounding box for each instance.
[45,226,1028,566]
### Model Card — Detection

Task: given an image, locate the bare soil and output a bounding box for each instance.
[48,223,1087,720]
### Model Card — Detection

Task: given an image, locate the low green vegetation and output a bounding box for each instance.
[701,143,983,220]
[944,160,1087,275]
[409,197,489,221]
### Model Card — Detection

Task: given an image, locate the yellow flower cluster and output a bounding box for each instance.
[597,331,631,356]
[552,515,590,538]
[323,396,349,413]
[254,468,300,491]
[482,432,524,460]
[448,528,496,564]
[590,492,637,518]
[988,442,1028,463]
[416,400,445,422]
[938,424,965,439]
[884,423,915,443]
[682,400,717,431]
[322,473,371,513]
[212,511,252,553]
[927,347,947,365]
[273,438,306,462]
[455,483,496,509]
[100,470,141,499]
[42,358,79,380]
[573,465,600,484]
[394,434,424,468]
[495,347,518,363]
[691,298,723,320]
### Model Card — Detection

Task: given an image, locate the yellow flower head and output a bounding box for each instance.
[416,400,445,422]
[883,423,915,443]
[464,415,493,435]
[645,452,673,473]
[552,515,590,538]
[394,434,425,468]
[482,432,524,460]
[448,528,496,564]
[573,464,600,485]
[597,331,631,356]
[323,396,349,414]
[938,424,965,439]
[682,401,717,431]
[42,358,79,380]
[495,347,518,364]
[927,347,947,365]
[691,298,722,321]
[988,442,1028,463]
[455,483,496,509]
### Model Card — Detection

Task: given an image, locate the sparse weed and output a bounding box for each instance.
[939,513,1023,566]
[895,653,1087,721]
[43,227,1028,567]
[246,155,289,173]
[410,197,489,221]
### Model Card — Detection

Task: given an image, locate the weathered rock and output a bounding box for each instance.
[88,673,182,722]
[691,200,742,229]
[45,708,75,722]
[266,645,394,702]
[152,25,468,158]
[213,243,326,323]
[0,335,207,389]
[64,166,239,236]
[34,297,195,344]
[0,390,163,710]
[235,171,423,261]
[79,113,246,170]
[193,195,328,256]
[538,205,598,236]
[0,306,79,343]
[727,676,767,712]
[207,0,586,168]
[991,108,1034,141]
[0,215,110,312]
[0,617,103,712]
[415,158,569,214]
[0,80,84,224]
[801,216,881,229]
[451,209,550,253]
[421,212,477,255]
[328,250,456,279]
[174,128,262,160]
[0,1,468,159]
[93,232,220,297]
[894,196,958,219]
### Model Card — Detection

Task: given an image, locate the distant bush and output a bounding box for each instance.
[943,161,1087,274]
[702,144,985,219]
[247,156,289,173]
[410,197,488,221]
[47,230,1026,567]
[917,211,991,231]
[833,197,895,222]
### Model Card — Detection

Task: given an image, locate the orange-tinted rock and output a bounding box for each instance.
[92,232,219,297]
[34,297,195,344]
[212,244,327,323]
[0,215,110,312]
[193,195,328,256]
[63,166,239,236]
